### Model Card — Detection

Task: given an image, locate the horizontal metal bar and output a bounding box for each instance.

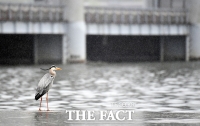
[85,6,188,12]
[0,2,65,22]
[85,7,188,24]
[0,2,64,8]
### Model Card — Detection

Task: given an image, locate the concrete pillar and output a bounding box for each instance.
[160,37,164,62]
[62,34,67,64]
[190,24,200,59]
[63,0,86,63]
[189,0,200,60]
[185,35,190,61]
[34,35,38,64]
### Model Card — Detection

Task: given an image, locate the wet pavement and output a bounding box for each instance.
[1,111,200,125]
[1,62,200,112]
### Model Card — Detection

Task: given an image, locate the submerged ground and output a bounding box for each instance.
[0,61,200,112]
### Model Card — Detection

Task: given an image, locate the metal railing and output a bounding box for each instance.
[0,2,64,22]
[85,6,189,24]
[0,3,189,24]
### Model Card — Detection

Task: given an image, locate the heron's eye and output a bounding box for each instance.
[51,76,53,78]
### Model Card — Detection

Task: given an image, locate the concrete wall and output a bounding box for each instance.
[0,22,64,34]
[87,24,188,36]
[147,0,200,60]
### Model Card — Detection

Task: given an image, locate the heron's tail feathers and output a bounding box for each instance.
[35,93,42,100]
[35,92,45,100]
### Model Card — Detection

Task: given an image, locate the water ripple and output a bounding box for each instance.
[0,62,200,112]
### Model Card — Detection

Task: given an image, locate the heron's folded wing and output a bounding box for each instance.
[37,73,54,91]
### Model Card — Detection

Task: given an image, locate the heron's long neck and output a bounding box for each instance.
[49,69,56,76]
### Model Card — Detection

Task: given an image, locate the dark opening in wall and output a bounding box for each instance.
[37,35,62,64]
[87,35,187,62]
[87,35,160,62]
[0,34,34,65]
[162,36,186,61]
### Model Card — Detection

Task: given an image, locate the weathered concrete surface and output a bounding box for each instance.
[64,0,86,62]
[0,111,200,126]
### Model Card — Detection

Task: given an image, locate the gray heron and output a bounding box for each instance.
[35,65,62,111]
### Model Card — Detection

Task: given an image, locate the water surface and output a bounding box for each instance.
[0,62,200,112]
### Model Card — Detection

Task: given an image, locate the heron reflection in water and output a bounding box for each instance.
[35,65,61,111]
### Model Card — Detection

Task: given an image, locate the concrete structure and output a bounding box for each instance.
[85,1,189,62]
[64,0,86,63]
[0,0,199,64]
[0,1,66,64]
[0,0,85,64]
[189,0,200,60]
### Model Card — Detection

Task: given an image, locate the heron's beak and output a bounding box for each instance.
[56,67,62,70]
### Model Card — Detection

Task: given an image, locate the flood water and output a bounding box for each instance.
[1,62,200,112]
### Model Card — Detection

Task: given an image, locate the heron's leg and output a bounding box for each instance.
[39,97,42,111]
[46,92,49,111]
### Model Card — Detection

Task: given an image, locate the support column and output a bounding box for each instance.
[62,34,67,64]
[34,35,38,64]
[14,21,16,33]
[188,0,200,60]
[160,37,164,62]
[185,35,190,61]
[63,0,86,63]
